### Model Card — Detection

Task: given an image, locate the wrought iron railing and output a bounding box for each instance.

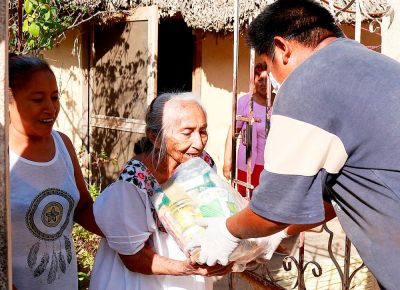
[227,223,369,290]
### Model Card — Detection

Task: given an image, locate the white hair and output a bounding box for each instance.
[145,92,206,166]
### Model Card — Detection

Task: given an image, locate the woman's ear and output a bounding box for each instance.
[273,36,292,65]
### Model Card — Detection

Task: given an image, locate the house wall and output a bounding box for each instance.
[43,28,89,151]
[199,33,253,175]
[382,1,400,61]
[341,22,381,51]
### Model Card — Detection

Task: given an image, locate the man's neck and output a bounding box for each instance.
[314,37,338,52]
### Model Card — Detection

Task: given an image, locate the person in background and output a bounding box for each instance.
[222,63,288,257]
[89,93,233,290]
[223,62,271,197]
[8,54,102,290]
[198,0,400,289]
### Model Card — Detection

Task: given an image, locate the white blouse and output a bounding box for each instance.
[90,161,213,290]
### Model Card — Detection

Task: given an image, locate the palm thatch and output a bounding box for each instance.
[78,0,392,32]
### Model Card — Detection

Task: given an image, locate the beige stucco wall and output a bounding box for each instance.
[43,28,88,150]
[382,1,400,61]
[200,33,253,174]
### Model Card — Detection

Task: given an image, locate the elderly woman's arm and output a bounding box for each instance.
[94,180,233,277]
[119,243,232,276]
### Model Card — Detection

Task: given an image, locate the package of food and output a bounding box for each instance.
[151,157,266,271]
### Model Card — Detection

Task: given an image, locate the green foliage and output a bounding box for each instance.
[73,183,100,290]
[9,0,91,54]
[73,148,117,289]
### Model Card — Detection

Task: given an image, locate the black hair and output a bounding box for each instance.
[133,136,154,155]
[247,0,345,57]
[9,54,54,93]
[254,62,268,77]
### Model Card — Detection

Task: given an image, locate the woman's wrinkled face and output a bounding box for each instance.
[9,70,60,138]
[163,100,208,167]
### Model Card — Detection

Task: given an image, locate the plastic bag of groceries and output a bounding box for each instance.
[151,157,266,272]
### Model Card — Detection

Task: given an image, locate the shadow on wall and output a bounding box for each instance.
[44,27,91,151]
[90,21,156,188]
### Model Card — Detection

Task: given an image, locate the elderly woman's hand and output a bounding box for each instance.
[180,259,234,277]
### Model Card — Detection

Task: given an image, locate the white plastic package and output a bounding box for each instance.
[151,157,266,271]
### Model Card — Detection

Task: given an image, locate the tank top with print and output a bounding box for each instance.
[10,131,80,290]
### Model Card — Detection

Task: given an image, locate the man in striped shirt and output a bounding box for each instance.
[199,1,400,288]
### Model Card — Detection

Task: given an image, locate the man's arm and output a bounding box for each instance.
[227,205,287,239]
[227,201,336,239]
[285,201,336,235]
[197,201,336,266]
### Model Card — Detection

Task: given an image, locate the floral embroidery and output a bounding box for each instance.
[201,151,216,169]
[118,152,216,233]
[119,161,165,232]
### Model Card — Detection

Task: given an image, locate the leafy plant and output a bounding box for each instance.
[22,0,67,51]
[9,0,92,54]
[72,183,101,290]
[9,0,134,54]
[73,148,117,289]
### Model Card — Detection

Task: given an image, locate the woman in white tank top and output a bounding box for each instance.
[8,54,103,290]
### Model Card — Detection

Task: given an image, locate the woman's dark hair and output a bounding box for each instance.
[254,62,268,78]
[247,0,344,57]
[9,54,54,93]
[133,136,154,155]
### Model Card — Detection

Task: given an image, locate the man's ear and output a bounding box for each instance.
[273,36,292,65]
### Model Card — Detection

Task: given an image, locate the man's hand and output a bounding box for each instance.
[198,218,241,266]
[256,230,289,261]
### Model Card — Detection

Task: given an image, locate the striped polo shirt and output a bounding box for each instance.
[250,38,400,289]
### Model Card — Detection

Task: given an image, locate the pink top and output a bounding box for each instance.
[236,93,268,172]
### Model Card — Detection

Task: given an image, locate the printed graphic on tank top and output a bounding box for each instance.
[25,187,75,283]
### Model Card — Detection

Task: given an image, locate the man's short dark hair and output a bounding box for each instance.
[247,0,345,57]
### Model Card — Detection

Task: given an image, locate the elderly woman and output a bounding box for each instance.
[90,93,232,290]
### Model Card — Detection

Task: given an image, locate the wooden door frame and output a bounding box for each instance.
[87,6,158,185]
[89,5,158,136]
[0,0,12,288]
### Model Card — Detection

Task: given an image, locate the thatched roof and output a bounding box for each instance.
[80,0,392,32]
